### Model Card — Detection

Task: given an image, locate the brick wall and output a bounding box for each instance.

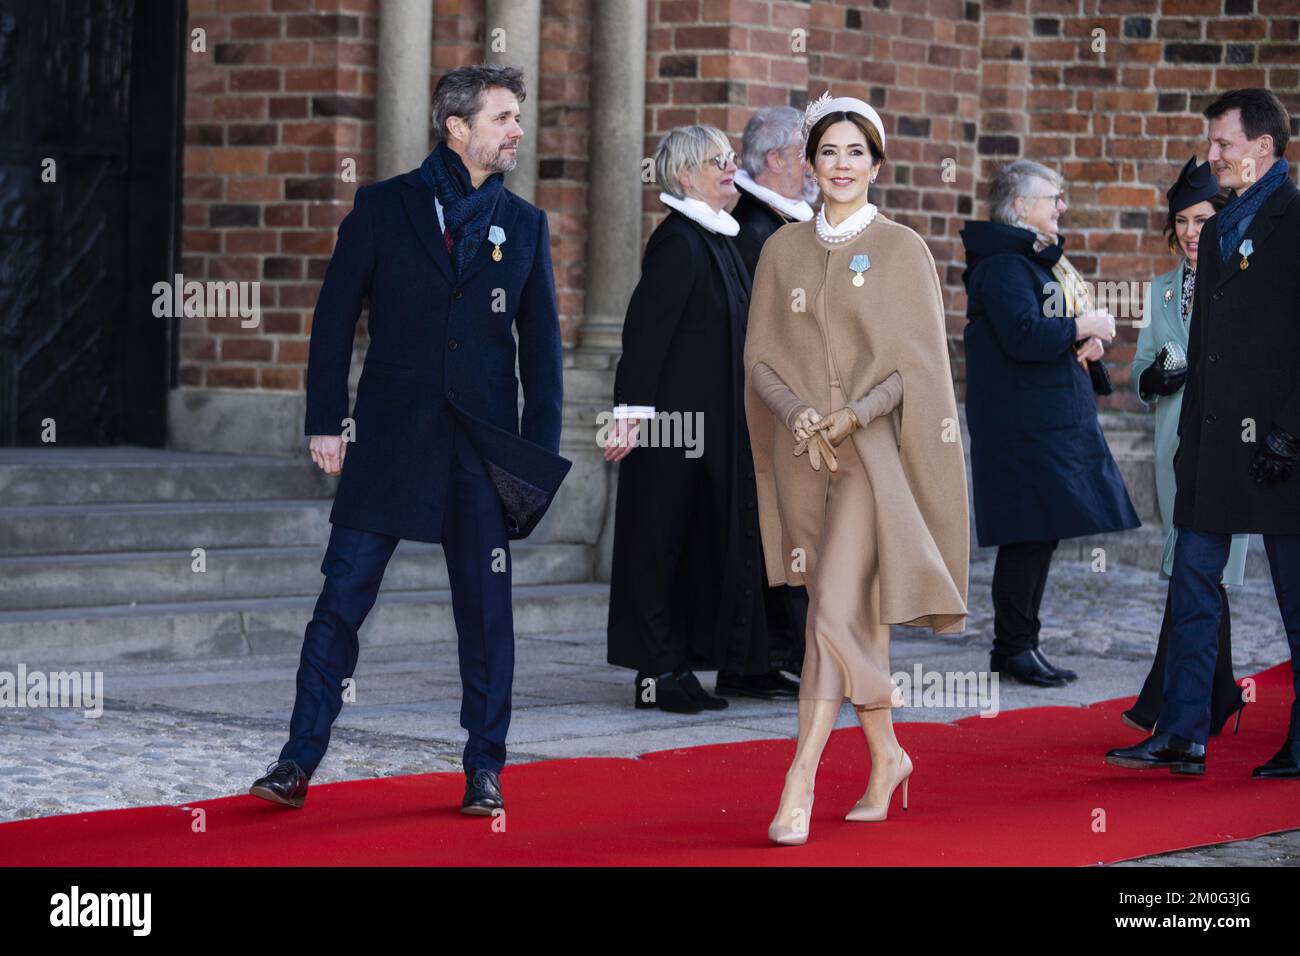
[536,0,593,345]
[181,0,380,392]
[179,0,1300,411]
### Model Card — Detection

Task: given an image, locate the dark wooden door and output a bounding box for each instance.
[0,0,184,446]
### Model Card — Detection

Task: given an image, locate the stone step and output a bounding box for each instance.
[0,499,334,555]
[1112,454,1160,523]
[0,446,333,506]
[0,495,578,556]
[0,582,612,667]
[0,542,594,611]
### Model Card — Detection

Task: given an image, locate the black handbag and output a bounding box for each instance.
[1087,357,1114,395]
[1073,339,1114,395]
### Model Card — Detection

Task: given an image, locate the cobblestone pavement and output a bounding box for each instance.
[2,550,1297,865]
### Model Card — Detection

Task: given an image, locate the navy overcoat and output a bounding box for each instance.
[1174,176,1300,534]
[960,220,1140,547]
[304,168,569,542]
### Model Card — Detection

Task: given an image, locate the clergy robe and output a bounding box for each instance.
[606,209,768,677]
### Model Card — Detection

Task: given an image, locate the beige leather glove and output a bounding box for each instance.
[793,429,838,472]
[808,406,860,448]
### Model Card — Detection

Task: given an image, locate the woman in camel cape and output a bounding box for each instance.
[744,93,969,845]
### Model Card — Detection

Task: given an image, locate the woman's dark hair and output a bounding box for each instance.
[804,111,886,167]
[1163,192,1228,254]
[1203,88,1291,158]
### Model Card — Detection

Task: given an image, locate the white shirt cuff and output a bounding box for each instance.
[612,405,656,420]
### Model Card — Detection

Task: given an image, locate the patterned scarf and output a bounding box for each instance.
[418,141,504,276]
[1217,157,1289,263]
[1024,226,1093,318]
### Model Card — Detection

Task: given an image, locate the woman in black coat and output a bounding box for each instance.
[961,159,1141,687]
[603,125,769,714]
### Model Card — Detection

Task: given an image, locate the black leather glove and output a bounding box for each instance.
[1138,360,1187,398]
[1249,424,1300,487]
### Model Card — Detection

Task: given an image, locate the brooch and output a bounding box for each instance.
[849,253,870,287]
[1238,238,1253,271]
[489,225,506,262]
[1163,287,1173,304]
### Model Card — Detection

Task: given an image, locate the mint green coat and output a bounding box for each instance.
[1133,259,1249,584]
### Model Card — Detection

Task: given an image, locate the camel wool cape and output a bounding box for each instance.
[743,215,969,635]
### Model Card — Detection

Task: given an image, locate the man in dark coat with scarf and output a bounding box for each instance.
[250,65,568,814]
[1108,89,1300,778]
[719,106,818,699]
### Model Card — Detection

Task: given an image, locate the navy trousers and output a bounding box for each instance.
[280,420,515,775]
[1159,528,1300,744]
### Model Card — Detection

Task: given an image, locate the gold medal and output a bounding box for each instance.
[852,273,864,287]
[1239,257,1248,271]
[488,225,506,262]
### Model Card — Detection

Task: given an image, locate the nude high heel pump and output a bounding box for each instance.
[845,749,912,822]
[768,793,814,846]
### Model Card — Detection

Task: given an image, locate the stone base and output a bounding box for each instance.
[168,387,307,458]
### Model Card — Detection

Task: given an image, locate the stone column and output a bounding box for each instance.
[562,0,647,581]
[578,0,647,353]
[376,0,433,180]
[485,0,540,203]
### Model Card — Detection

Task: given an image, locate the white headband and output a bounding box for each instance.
[802,91,887,149]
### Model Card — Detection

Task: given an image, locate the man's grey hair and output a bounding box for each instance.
[431,64,526,144]
[655,124,733,199]
[988,159,1063,225]
[740,106,804,178]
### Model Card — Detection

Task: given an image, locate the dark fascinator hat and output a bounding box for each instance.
[1166,156,1219,214]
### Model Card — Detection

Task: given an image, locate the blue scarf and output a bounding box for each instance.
[1217,157,1290,263]
[418,142,504,276]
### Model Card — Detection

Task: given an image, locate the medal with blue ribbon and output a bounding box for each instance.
[489,225,506,262]
[849,253,870,287]
[1238,238,1253,271]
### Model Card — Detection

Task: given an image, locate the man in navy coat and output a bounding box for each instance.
[250,65,568,814]
[1108,89,1300,778]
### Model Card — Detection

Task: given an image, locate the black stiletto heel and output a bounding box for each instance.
[1120,708,1156,734]
[1210,699,1247,737]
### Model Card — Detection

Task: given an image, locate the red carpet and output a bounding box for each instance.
[3,664,1297,866]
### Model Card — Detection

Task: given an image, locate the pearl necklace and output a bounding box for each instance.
[815,201,878,243]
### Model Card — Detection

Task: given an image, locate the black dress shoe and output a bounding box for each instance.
[249,759,309,808]
[990,650,1067,688]
[1252,738,1300,779]
[716,669,800,700]
[1105,732,1206,775]
[770,670,801,694]
[461,768,505,815]
[677,671,729,709]
[1032,648,1077,682]
[633,672,703,713]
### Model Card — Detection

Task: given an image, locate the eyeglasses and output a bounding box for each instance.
[705,150,738,171]
[1026,192,1068,206]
